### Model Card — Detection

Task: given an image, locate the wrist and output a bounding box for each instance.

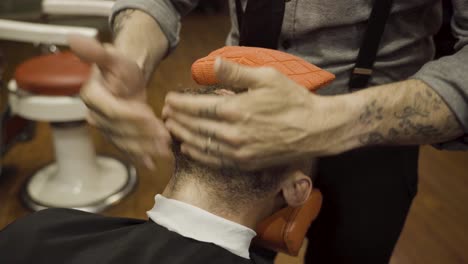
[306,93,365,155]
[113,9,168,83]
[332,93,371,151]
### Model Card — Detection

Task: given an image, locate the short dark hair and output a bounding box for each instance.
[170,86,288,206]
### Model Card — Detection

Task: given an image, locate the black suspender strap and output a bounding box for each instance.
[233,0,393,88]
[349,0,394,89]
[235,0,285,49]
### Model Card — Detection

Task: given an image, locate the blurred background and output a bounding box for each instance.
[0,1,467,263]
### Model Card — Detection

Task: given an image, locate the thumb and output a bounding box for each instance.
[214,57,272,91]
[67,34,113,70]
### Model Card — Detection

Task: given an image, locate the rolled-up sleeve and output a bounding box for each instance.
[109,0,200,53]
[412,0,468,149]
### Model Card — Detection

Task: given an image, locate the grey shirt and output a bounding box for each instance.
[110,0,468,147]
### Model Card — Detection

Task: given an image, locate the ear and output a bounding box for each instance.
[281,170,313,207]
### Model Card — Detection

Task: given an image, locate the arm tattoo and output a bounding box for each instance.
[359,100,383,125]
[113,9,136,38]
[358,83,462,146]
[359,132,385,145]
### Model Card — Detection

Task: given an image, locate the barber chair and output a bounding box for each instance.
[1,52,36,176]
[0,0,136,213]
[191,46,336,256]
[42,0,114,17]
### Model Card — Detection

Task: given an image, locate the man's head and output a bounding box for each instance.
[166,86,313,221]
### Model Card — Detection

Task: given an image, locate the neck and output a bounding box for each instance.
[162,178,276,229]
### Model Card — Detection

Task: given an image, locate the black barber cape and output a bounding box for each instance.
[0,208,264,264]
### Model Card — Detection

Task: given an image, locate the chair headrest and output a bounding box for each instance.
[254,189,322,256]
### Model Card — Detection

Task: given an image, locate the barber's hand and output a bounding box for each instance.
[68,35,171,169]
[163,58,352,170]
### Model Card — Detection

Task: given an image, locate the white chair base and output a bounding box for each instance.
[21,122,137,213]
[22,156,137,213]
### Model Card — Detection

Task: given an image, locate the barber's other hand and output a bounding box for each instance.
[163,58,354,170]
[68,35,171,169]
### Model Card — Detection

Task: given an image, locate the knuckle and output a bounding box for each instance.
[221,105,241,121]
[233,148,252,162]
[184,133,194,143]
[226,133,243,145]
[227,64,242,82]
[79,89,92,103]
[183,147,194,157]
[261,67,280,79]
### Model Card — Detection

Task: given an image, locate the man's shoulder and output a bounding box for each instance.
[7,208,145,229]
[0,208,146,244]
[0,209,258,264]
[0,208,148,263]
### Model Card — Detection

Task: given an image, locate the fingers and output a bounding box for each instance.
[69,35,145,98]
[82,86,172,163]
[214,57,279,90]
[165,118,237,156]
[179,143,265,170]
[164,92,240,121]
[100,44,146,98]
[179,144,237,168]
[164,109,244,146]
[68,34,113,68]
[81,82,148,122]
[102,133,156,170]
[98,66,131,95]
[110,137,161,156]
[87,100,172,147]
[100,124,172,167]
[88,110,170,141]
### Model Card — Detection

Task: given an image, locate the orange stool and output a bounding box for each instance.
[9,52,137,212]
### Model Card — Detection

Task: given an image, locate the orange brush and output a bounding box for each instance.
[191,46,335,92]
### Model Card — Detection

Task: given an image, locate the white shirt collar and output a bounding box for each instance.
[147,194,256,259]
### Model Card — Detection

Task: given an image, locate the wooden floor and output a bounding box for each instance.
[1,14,468,264]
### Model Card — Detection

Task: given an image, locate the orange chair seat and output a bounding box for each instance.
[14,52,91,96]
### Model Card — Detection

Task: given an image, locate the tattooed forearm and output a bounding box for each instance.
[359,100,383,125]
[113,9,136,38]
[359,132,385,145]
[357,80,463,146]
